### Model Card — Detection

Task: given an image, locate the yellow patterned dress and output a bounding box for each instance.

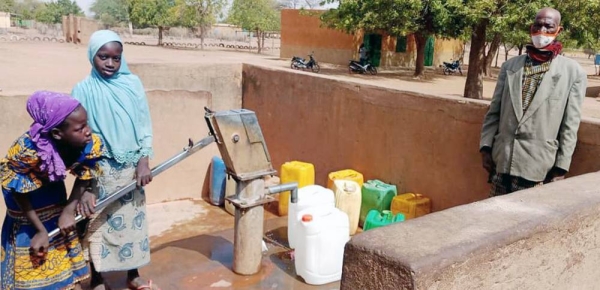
[1,133,104,290]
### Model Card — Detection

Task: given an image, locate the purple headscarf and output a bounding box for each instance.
[27,91,81,182]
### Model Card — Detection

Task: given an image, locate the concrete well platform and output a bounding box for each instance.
[82,199,340,290]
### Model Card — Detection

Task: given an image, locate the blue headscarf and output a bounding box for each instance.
[71,30,153,165]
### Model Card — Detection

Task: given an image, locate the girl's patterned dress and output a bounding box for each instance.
[1,133,104,290]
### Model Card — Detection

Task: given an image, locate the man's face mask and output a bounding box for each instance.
[530,26,561,49]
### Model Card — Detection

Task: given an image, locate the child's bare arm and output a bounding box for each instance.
[58,178,91,235]
[12,192,49,256]
[73,178,96,218]
[12,193,46,232]
[67,178,90,213]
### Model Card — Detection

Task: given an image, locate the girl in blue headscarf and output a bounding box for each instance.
[71,30,159,290]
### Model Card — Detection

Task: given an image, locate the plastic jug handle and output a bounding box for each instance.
[381,210,392,221]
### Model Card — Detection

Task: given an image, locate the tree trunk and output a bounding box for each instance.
[460,42,467,63]
[261,33,265,53]
[494,48,499,68]
[483,33,501,77]
[128,21,133,37]
[158,26,163,46]
[414,32,427,77]
[518,44,524,55]
[256,29,262,53]
[504,43,509,61]
[463,20,488,99]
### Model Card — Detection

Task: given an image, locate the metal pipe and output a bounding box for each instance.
[233,178,265,275]
[266,182,299,203]
[48,135,216,239]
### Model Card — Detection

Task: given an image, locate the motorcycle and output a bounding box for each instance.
[442,60,462,75]
[291,52,320,73]
[348,59,377,75]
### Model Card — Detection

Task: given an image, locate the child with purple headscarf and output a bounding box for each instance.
[1,91,105,290]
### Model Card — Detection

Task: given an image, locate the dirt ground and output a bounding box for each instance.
[3,41,600,118]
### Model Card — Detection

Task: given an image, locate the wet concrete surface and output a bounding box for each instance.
[81,196,340,290]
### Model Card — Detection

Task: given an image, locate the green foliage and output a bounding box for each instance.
[553,0,600,50]
[0,0,16,13]
[127,0,178,28]
[228,0,280,32]
[321,0,465,38]
[91,0,130,27]
[172,0,225,32]
[449,0,551,47]
[35,0,83,24]
[13,0,45,20]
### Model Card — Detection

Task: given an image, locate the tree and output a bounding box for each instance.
[500,27,531,59]
[35,0,83,24]
[173,0,225,49]
[448,0,551,99]
[552,0,600,51]
[454,0,600,99]
[321,0,466,78]
[228,0,280,53]
[14,0,45,20]
[91,0,130,28]
[0,0,15,13]
[127,0,178,45]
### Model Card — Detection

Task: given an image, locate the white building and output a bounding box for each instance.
[0,12,11,29]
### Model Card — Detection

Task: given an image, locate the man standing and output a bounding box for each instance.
[480,7,587,196]
[359,44,368,66]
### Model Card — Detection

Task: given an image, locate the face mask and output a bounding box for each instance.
[531,33,556,48]
[530,25,561,49]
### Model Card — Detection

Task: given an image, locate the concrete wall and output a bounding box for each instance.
[62,16,72,42]
[77,18,101,45]
[129,63,242,111]
[280,9,464,68]
[280,9,358,66]
[241,64,600,212]
[62,15,100,44]
[341,171,600,289]
[0,12,10,29]
[379,33,416,68]
[433,38,464,66]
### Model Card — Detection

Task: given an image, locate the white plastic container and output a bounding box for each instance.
[288,185,335,249]
[333,179,361,235]
[294,206,350,285]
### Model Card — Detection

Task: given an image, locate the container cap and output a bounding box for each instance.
[302,214,313,222]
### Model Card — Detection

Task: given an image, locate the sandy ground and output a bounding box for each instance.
[2,41,600,118]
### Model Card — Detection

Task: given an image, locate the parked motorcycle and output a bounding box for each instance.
[291,52,320,73]
[442,60,462,75]
[348,60,377,75]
